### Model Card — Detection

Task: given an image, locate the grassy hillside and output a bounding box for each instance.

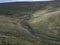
[0,2,49,45]
[0,1,60,45]
[0,16,40,45]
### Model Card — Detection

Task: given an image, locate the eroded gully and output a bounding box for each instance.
[20,15,60,42]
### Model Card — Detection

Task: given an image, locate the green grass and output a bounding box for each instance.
[0,16,41,45]
[0,2,60,45]
[28,9,60,38]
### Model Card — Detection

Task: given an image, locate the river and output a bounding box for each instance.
[20,14,60,42]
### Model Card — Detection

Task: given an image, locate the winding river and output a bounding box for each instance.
[20,15,60,42]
